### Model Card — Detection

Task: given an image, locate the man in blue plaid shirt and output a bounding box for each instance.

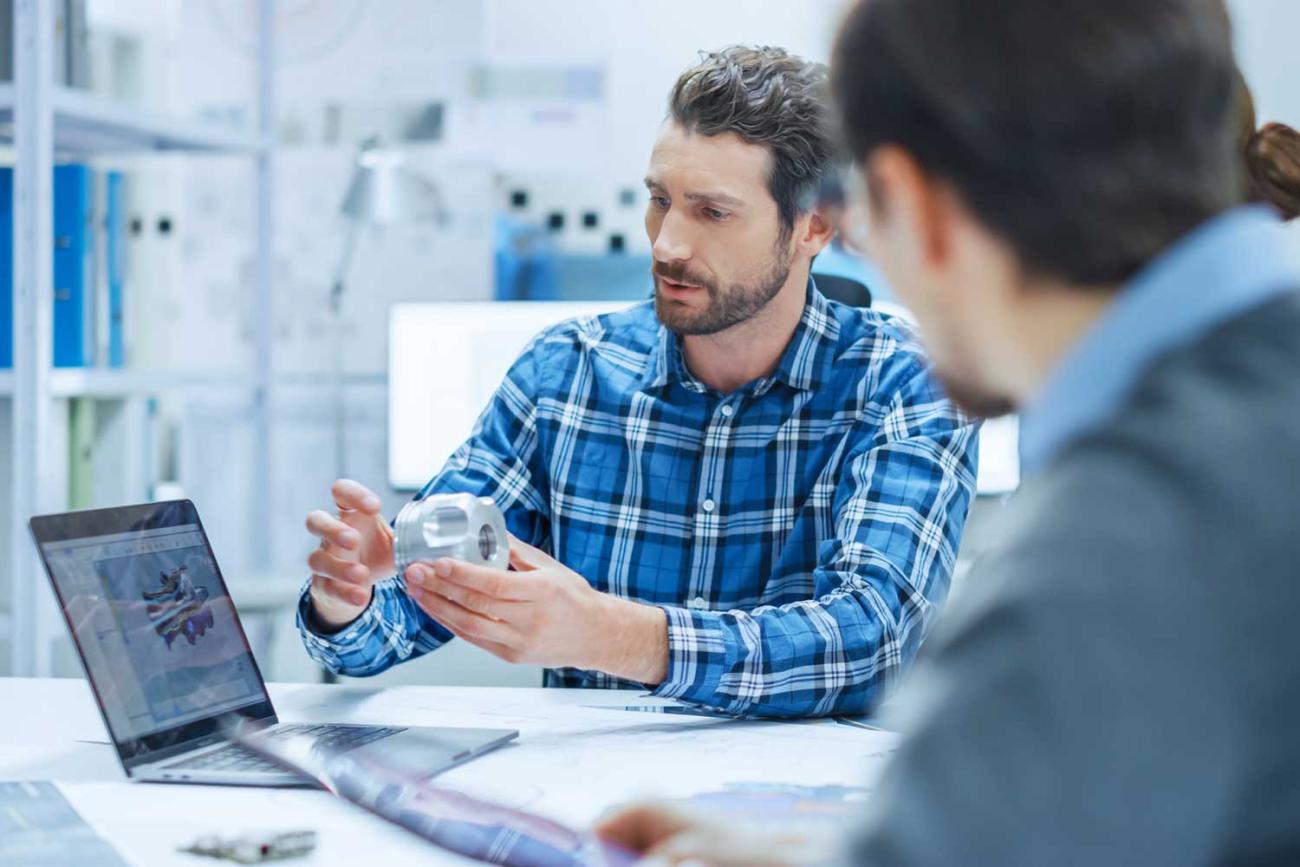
[297,46,978,718]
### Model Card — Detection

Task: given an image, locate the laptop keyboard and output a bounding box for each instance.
[163,724,405,773]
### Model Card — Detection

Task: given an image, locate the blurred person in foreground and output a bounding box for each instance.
[598,0,1300,863]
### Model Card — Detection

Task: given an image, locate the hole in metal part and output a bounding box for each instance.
[478,524,498,562]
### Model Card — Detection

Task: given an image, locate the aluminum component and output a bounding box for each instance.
[393,493,509,576]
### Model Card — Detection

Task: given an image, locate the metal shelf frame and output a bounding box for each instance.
[5,0,277,676]
[0,83,268,154]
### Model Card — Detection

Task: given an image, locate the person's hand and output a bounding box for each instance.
[402,535,669,683]
[305,479,395,630]
[594,803,825,866]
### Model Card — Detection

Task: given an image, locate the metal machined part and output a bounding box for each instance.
[393,493,510,576]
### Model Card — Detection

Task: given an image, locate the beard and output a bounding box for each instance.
[652,249,792,337]
[931,365,1017,420]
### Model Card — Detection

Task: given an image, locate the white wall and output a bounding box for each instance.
[1230,0,1300,128]
[483,0,846,181]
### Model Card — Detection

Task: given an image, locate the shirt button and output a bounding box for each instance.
[687,596,708,610]
[701,498,716,513]
[720,404,734,417]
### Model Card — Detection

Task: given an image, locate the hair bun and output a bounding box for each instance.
[1245,121,1300,220]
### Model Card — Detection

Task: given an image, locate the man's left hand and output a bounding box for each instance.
[594,802,825,866]
[403,536,669,684]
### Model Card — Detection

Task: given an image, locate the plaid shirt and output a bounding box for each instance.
[298,284,979,717]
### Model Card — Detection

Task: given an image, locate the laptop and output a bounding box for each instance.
[29,500,518,787]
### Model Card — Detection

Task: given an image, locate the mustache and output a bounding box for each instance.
[652,261,715,292]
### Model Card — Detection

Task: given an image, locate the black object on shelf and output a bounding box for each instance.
[509,189,528,209]
[582,211,599,229]
[608,233,626,253]
[546,212,565,231]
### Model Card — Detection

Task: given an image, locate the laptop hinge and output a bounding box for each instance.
[124,715,279,771]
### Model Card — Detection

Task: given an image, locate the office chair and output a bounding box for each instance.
[812,273,873,308]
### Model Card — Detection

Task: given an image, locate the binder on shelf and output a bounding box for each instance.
[53,164,96,368]
[94,170,127,368]
[0,1,92,87]
[0,169,11,369]
[1,164,126,370]
[68,396,96,509]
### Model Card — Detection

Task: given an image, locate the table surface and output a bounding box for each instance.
[0,678,897,866]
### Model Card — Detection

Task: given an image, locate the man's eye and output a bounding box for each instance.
[705,208,728,221]
[650,196,670,209]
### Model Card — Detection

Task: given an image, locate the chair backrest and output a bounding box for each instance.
[813,273,873,308]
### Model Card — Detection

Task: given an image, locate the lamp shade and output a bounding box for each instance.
[339,140,446,225]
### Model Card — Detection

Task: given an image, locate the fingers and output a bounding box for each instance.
[307,547,370,584]
[405,577,523,647]
[406,564,519,621]
[647,829,747,866]
[331,479,382,515]
[594,803,699,855]
[311,574,371,608]
[597,805,796,867]
[432,558,541,601]
[649,831,817,867]
[443,629,518,663]
[305,510,361,551]
[507,534,559,571]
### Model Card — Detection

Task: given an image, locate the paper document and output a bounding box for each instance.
[0,781,130,866]
[236,724,636,866]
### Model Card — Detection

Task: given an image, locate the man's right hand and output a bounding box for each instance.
[305,479,396,631]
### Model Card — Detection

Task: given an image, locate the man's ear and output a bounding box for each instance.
[865,145,954,269]
[794,208,836,259]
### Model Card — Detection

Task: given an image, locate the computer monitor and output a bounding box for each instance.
[387,300,630,490]
[387,300,1019,495]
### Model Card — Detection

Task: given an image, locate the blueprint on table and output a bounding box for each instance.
[0,781,129,866]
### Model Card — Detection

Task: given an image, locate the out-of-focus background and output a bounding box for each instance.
[1,0,1295,688]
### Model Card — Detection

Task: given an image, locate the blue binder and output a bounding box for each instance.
[53,164,95,368]
[0,165,122,369]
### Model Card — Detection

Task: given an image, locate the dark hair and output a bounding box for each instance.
[669,46,835,237]
[831,0,1242,285]
[1232,78,1300,220]
[1236,75,1300,220]
[1245,124,1300,220]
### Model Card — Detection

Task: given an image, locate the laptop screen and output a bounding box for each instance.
[31,501,274,766]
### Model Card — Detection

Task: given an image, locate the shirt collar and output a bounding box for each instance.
[1019,206,1300,476]
[642,278,840,395]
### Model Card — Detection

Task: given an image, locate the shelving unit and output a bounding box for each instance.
[47,369,261,399]
[0,83,267,154]
[2,1,276,676]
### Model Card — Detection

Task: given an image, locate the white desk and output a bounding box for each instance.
[0,678,897,866]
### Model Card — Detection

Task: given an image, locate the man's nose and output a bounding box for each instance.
[651,210,693,263]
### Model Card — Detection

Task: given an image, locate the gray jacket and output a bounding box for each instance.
[847,292,1300,866]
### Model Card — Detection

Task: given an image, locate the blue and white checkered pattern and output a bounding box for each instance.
[298,284,979,717]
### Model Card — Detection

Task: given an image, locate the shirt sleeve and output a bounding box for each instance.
[296,333,553,677]
[652,359,980,717]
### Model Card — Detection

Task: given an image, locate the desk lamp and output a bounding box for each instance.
[331,137,448,479]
